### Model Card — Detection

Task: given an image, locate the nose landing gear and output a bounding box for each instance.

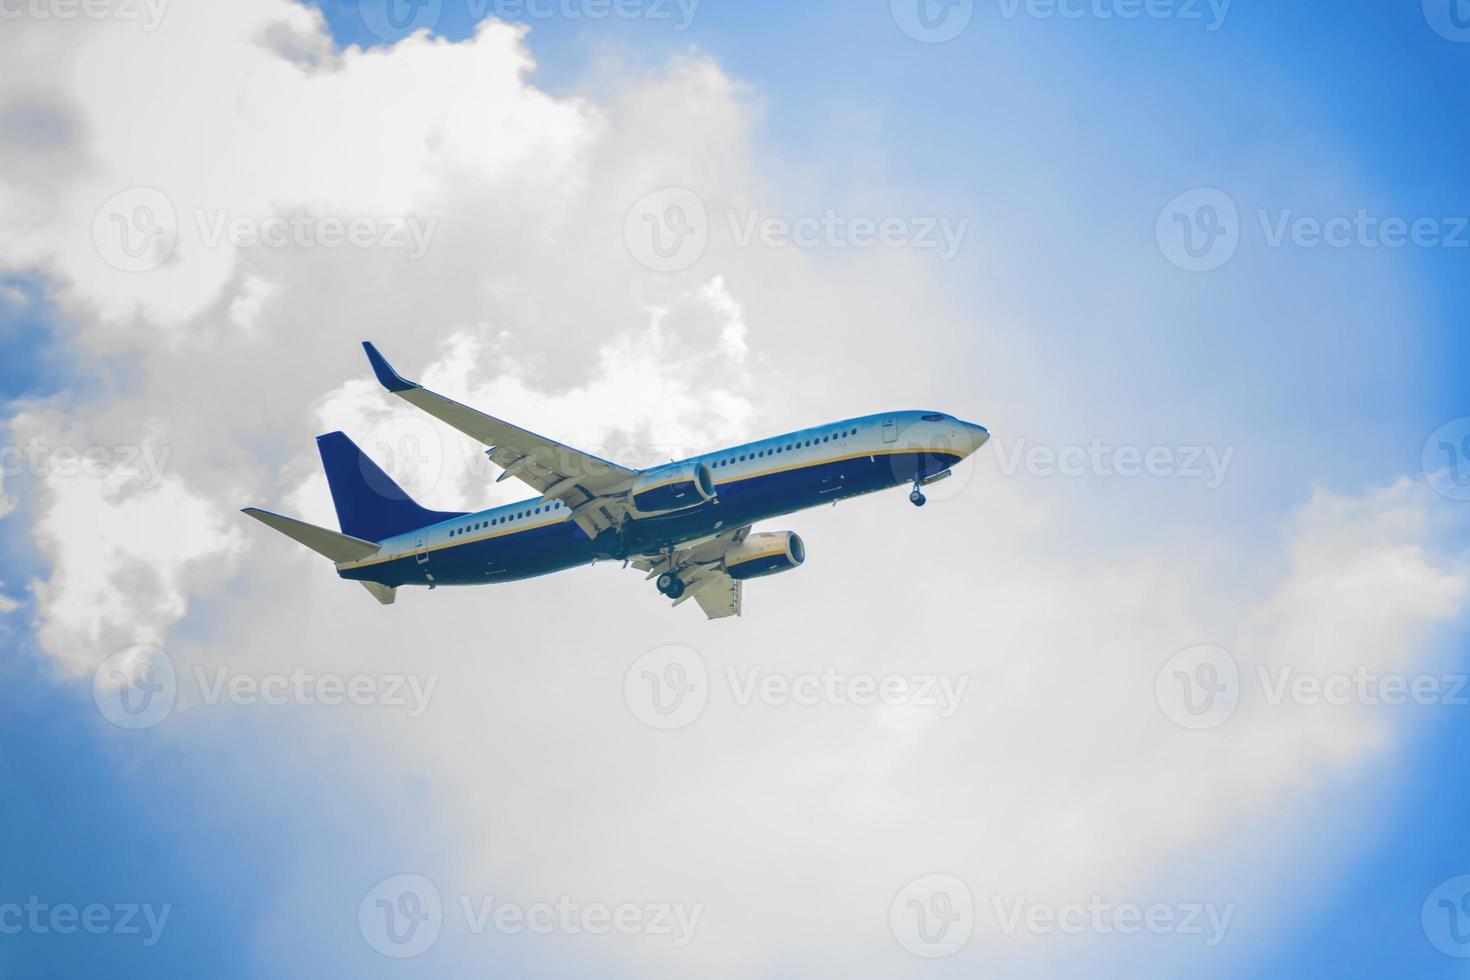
[909,474,928,507]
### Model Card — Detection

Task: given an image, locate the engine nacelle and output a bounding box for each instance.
[630,461,716,514]
[724,531,805,580]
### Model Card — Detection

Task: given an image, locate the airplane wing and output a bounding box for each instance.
[692,574,742,620]
[631,525,750,620]
[362,342,638,538]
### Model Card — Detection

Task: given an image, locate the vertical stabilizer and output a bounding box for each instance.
[316,431,466,541]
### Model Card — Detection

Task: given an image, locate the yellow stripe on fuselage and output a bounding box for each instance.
[338,445,954,570]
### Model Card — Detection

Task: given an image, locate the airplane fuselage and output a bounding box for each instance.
[335,410,986,589]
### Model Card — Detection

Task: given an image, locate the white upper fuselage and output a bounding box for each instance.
[348,410,988,571]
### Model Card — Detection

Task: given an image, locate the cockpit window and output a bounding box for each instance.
[921,414,946,421]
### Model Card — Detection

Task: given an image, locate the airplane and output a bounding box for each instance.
[243,342,991,619]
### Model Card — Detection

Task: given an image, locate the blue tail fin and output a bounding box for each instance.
[316,432,466,542]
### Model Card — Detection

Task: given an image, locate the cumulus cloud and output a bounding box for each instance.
[15,412,246,675]
[0,2,1465,978]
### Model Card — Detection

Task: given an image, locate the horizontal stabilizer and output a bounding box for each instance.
[360,581,397,605]
[242,508,382,563]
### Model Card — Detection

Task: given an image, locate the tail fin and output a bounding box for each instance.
[316,431,466,542]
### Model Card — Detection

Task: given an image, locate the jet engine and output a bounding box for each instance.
[723,531,805,580]
[629,461,716,514]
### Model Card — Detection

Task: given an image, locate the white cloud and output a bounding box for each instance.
[0,2,1465,977]
[228,274,279,332]
[23,425,246,676]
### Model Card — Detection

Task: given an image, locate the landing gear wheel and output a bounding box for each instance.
[656,572,686,599]
[909,488,927,507]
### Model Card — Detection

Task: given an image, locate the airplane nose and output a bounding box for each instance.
[963,422,990,455]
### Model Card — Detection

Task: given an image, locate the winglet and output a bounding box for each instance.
[362,341,418,393]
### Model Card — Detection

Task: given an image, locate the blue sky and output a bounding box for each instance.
[3,1,1469,976]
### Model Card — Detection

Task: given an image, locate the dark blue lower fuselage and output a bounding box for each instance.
[339,448,959,589]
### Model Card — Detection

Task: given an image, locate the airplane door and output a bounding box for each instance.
[883,418,898,443]
[414,533,429,566]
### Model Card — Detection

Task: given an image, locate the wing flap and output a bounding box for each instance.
[692,574,742,619]
[630,526,751,619]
